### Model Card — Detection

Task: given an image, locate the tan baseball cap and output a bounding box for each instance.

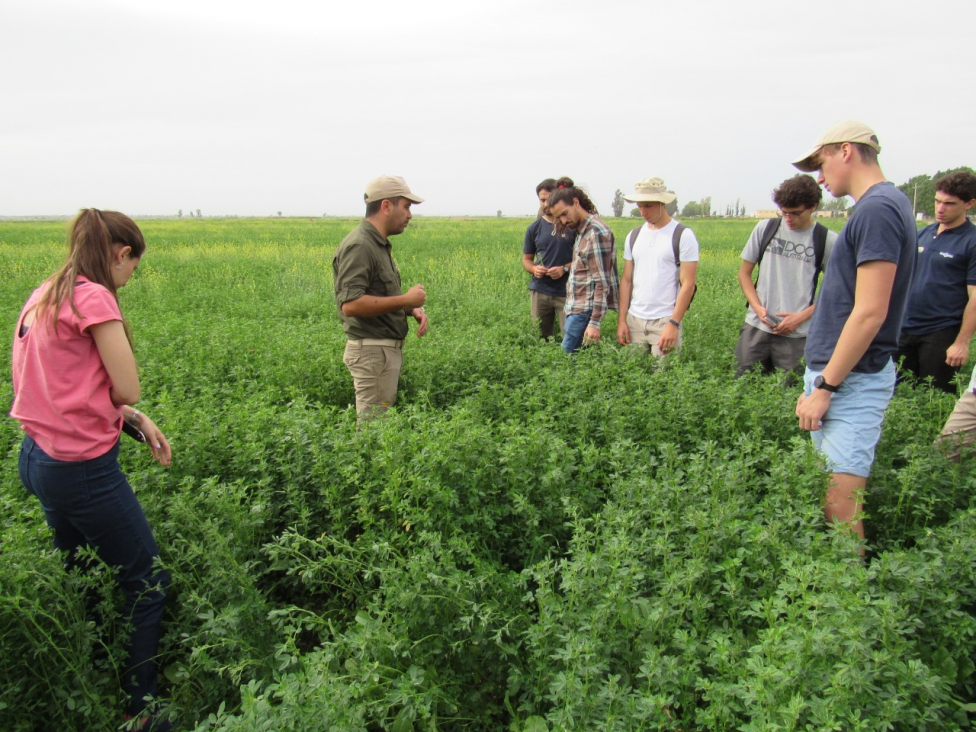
[364,175,425,204]
[792,120,881,172]
[623,177,676,204]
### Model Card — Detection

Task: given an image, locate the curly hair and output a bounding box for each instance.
[772,174,823,210]
[935,171,976,203]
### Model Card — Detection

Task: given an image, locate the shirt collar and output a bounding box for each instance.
[935,219,974,237]
[360,219,391,247]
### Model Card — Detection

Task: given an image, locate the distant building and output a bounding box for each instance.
[754,209,779,219]
[815,210,849,218]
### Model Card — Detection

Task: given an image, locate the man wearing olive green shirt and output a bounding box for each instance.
[333,175,429,420]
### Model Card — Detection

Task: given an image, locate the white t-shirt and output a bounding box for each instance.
[624,219,700,320]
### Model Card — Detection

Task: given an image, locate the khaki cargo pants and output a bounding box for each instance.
[626,312,683,358]
[343,339,404,421]
[936,390,976,460]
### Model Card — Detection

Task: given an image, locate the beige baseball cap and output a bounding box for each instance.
[364,175,425,204]
[792,120,881,172]
[623,177,676,204]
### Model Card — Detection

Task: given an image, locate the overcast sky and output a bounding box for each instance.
[2,0,971,218]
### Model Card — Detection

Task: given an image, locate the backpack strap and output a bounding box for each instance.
[751,217,782,289]
[627,226,641,255]
[670,223,697,306]
[630,223,688,265]
[809,222,829,306]
[671,223,687,266]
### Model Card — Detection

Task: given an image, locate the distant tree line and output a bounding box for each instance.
[680,197,712,218]
[725,199,747,217]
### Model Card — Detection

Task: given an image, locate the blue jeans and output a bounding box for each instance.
[562,310,593,354]
[18,435,169,719]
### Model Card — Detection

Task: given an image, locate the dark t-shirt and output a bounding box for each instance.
[901,220,976,335]
[523,217,575,297]
[805,182,916,373]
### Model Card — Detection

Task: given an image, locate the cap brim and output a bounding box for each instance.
[403,193,424,203]
[791,145,822,173]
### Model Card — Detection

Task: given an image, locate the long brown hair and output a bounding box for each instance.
[36,208,146,343]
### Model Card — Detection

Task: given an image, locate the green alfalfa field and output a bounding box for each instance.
[1,216,975,731]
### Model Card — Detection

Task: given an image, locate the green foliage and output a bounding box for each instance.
[1,216,974,731]
[612,190,625,218]
[822,194,850,211]
[680,196,712,218]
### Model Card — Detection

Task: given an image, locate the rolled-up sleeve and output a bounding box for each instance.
[333,246,371,308]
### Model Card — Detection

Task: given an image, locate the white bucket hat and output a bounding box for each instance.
[623,177,676,204]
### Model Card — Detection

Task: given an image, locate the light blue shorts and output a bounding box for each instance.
[803,360,896,478]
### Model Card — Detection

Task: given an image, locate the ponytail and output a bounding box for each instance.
[36,209,145,346]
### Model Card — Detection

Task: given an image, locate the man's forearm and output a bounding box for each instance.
[672,264,698,322]
[821,310,886,385]
[342,293,412,318]
[618,279,632,318]
[794,303,816,324]
[589,283,606,327]
[954,296,976,345]
[672,283,695,322]
[821,261,897,384]
[737,268,762,313]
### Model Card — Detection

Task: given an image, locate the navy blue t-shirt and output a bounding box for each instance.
[901,220,976,335]
[523,217,575,297]
[805,182,917,373]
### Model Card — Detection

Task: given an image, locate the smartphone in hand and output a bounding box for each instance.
[122,421,146,443]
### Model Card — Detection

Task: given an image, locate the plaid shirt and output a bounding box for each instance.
[564,215,619,328]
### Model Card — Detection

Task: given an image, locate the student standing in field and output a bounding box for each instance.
[617,178,699,357]
[895,171,976,393]
[333,175,429,420]
[935,362,976,459]
[547,183,619,354]
[792,121,916,546]
[521,177,576,340]
[735,175,837,378]
[11,209,173,730]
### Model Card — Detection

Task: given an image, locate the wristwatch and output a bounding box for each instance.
[813,375,839,393]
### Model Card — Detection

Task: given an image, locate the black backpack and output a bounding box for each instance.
[627,222,697,305]
[753,218,829,307]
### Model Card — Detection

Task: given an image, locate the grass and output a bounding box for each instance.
[1,215,974,731]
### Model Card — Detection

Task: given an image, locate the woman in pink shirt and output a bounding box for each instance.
[11,209,172,731]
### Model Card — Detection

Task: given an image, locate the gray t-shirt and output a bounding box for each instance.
[741,220,837,338]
